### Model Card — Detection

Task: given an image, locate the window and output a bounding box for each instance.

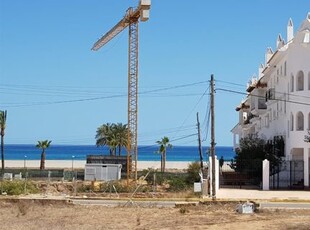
[290,74,294,92]
[296,111,304,131]
[284,61,287,76]
[290,113,294,131]
[296,71,304,91]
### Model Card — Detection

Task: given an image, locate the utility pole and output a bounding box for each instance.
[196,112,204,170]
[210,74,216,199]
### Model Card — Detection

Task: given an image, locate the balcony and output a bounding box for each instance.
[258,98,267,109]
[251,98,267,116]
[243,112,258,125]
[266,88,275,101]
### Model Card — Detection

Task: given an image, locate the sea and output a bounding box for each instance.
[4,145,235,162]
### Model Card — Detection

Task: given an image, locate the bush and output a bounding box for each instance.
[0,180,38,195]
[77,183,92,193]
[100,181,136,193]
[140,170,172,186]
[139,169,197,192]
[168,177,188,192]
[186,162,201,184]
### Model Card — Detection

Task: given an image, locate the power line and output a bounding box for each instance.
[1,80,209,108]
[171,85,210,140]
[215,79,310,100]
[138,133,197,151]
[216,88,310,106]
[0,80,208,95]
[215,79,245,87]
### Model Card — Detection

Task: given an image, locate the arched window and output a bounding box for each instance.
[296,71,304,91]
[296,111,304,131]
[290,113,294,131]
[290,74,294,92]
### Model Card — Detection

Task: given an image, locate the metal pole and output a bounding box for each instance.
[24,155,27,170]
[210,74,216,199]
[72,156,75,172]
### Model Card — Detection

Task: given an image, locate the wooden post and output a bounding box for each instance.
[197,113,204,170]
[210,74,216,199]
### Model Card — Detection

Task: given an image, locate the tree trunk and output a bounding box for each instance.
[40,150,45,170]
[163,150,166,173]
[160,154,163,172]
[118,145,121,156]
[1,134,4,174]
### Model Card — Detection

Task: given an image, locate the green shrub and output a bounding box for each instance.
[139,170,192,192]
[0,180,38,195]
[168,177,188,192]
[186,162,201,184]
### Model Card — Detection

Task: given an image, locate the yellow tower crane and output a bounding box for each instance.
[91,1,151,181]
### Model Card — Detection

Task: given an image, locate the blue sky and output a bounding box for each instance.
[0,1,309,146]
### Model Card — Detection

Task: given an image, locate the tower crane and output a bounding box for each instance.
[91,1,151,181]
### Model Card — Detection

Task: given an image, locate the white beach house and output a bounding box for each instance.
[231,13,310,189]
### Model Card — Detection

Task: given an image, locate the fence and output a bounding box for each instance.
[2,168,85,181]
[270,160,304,190]
[219,159,262,189]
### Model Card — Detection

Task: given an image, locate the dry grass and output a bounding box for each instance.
[0,200,309,229]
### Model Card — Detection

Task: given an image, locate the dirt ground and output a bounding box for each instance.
[0,200,309,230]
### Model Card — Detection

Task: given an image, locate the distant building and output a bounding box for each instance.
[232,13,310,188]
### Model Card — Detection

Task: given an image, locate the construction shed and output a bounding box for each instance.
[84,164,122,181]
[86,155,129,174]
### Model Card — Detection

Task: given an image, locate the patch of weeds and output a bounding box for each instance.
[0,180,38,195]
[179,207,190,214]
[17,201,30,216]
[136,214,141,226]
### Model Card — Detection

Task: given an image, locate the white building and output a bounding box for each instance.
[232,13,310,189]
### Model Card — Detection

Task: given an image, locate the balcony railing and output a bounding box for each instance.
[258,98,267,109]
[266,88,275,101]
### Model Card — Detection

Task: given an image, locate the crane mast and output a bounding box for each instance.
[92,1,151,181]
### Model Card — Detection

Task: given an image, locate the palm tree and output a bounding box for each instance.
[0,110,7,173]
[96,123,114,155]
[156,136,172,173]
[36,140,52,170]
[113,123,128,156]
[95,123,111,147]
[96,123,128,156]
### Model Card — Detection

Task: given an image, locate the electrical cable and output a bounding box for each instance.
[216,88,310,106]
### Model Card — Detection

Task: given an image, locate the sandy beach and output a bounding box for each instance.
[4,160,192,170]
